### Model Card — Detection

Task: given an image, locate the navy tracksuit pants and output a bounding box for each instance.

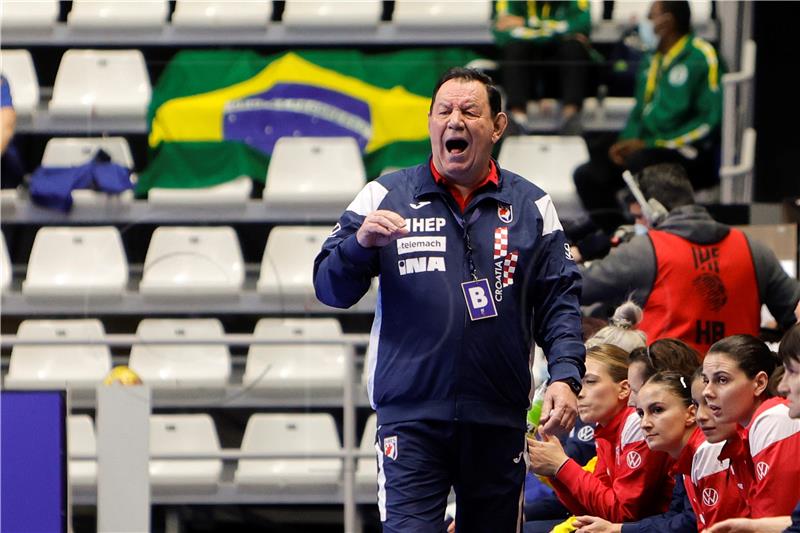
[375,419,527,533]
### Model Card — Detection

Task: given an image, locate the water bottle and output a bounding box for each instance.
[527,383,547,435]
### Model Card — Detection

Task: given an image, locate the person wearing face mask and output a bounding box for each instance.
[572,0,722,237]
[580,163,800,354]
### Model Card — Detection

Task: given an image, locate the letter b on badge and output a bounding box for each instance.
[468,287,488,308]
[462,278,498,321]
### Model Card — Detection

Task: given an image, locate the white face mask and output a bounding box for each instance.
[634,223,649,235]
[638,19,658,50]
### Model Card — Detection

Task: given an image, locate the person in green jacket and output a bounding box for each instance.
[493,0,594,134]
[573,0,723,236]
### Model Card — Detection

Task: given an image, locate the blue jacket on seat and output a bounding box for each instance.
[314,161,585,429]
[29,150,133,212]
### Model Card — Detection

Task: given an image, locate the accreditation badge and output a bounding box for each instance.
[461,278,498,321]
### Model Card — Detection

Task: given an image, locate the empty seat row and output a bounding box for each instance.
[1,133,366,207]
[69,413,379,494]
[4,318,352,393]
[1,49,148,118]
[5,133,586,216]
[3,225,333,299]
[1,1,713,31]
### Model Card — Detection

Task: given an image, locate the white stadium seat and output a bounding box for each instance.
[1,232,11,292]
[39,136,136,206]
[243,318,347,395]
[129,319,231,390]
[67,0,168,29]
[589,0,605,22]
[612,0,712,24]
[393,1,491,27]
[0,0,58,30]
[0,49,40,117]
[68,415,97,492]
[147,176,252,206]
[498,135,589,221]
[172,0,273,28]
[282,0,381,27]
[49,49,151,118]
[22,226,128,298]
[42,137,134,168]
[355,413,378,490]
[236,413,342,492]
[140,226,245,297]
[150,414,222,494]
[257,226,330,299]
[263,137,366,206]
[610,0,650,24]
[5,319,112,390]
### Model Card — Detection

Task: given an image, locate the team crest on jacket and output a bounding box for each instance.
[384,435,398,461]
[497,203,513,223]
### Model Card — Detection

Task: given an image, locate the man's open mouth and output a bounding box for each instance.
[445,138,469,155]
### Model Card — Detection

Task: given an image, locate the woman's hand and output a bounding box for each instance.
[527,428,569,476]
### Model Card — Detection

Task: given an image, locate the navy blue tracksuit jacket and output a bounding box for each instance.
[313,161,585,431]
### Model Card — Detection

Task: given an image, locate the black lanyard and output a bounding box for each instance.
[441,198,483,282]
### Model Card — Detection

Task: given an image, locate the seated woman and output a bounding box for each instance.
[527,344,675,523]
[702,334,800,518]
[707,324,800,533]
[636,371,748,531]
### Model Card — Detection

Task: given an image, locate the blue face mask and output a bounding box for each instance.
[634,223,649,235]
[638,19,658,50]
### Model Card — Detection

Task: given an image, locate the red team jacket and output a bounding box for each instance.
[675,426,749,529]
[550,406,674,522]
[743,397,800,517]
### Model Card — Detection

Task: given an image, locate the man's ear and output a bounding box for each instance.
[493,112,508,143]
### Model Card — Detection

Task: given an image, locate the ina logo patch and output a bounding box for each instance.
[498,203,513,224]
[626,450,642,469]
[669,64,689,87]
[384,435,398,461]
[702,488,719,507]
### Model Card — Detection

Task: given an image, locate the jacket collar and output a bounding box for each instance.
[594,405,632,442]
[413,157,515,207]
[672,426,705,475]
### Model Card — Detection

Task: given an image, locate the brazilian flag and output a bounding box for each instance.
[137,48,481,195]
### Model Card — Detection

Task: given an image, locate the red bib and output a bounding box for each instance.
[639,229,760,355]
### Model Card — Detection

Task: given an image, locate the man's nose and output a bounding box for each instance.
[447,109,464,127]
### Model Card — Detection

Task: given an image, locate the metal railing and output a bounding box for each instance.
[720,39,757,204]
[0,333,370,533]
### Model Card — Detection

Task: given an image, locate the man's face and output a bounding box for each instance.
[648,1,672,41]
[428,79,507,186]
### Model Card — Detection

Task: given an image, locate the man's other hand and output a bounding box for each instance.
[356,210,409,248]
